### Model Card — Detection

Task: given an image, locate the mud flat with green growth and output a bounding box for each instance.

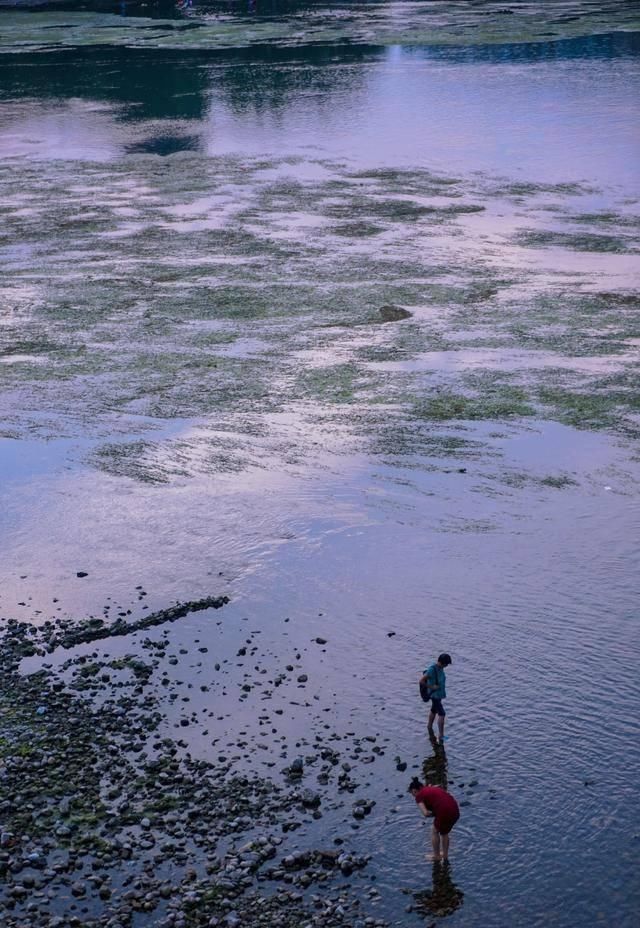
[0,0,639,51]
[1,2,640,927]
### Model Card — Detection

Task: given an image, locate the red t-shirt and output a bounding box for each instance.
[415,786,459,822]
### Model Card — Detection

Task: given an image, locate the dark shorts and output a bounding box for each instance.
[434,807,459,835]
[430,698,445,717]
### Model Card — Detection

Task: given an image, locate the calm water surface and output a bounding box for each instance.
[1,3,639,926]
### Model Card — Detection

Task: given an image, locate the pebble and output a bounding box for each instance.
[0,609,389,928]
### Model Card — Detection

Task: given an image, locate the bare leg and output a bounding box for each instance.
[441,832,450,860]
[428,711,436,733]
[431,824,441,860]
[437,713,445,740]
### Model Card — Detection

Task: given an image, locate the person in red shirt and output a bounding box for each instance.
[409,777,460,860]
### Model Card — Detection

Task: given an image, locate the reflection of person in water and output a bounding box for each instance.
[422,730,448,789]
[412,860,464,918]
[409,776,460,861]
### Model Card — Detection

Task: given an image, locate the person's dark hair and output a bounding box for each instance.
[408,776,423,793]
[438,653,452,666]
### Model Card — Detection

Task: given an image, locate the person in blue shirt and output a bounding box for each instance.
[419,653,452,741]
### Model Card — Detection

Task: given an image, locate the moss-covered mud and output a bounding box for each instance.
[1,1,639,53]
[1,150,638,486]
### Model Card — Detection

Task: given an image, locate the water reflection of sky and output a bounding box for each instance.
[0,33,638,191]
[204,39,640,188]
[0,100,125,161]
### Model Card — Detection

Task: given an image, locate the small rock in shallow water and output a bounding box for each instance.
[301,789,321,808]
[377,304,412,323]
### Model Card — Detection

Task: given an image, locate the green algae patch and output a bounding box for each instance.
[368,421,487,460]
[539,474,579,489]
[453,289,640,358]
[297,363,373,405]
[497,468,581,491]
[499,180,594,198]
[515,229,638,254]
[538,383,640,435]
[436,203,485,215]
[330,221,386,238]
[569,212,640,230]
[411,383,535,423]
[348,168,463,193]
[323,196,443,223]
[2,2,639,54]
[320,193,484,226]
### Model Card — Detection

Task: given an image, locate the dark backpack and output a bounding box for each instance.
[419,665,440,703]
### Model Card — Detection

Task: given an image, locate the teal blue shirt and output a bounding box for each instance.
[424,662,446,700]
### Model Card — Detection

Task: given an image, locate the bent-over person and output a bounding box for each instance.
[409,776,460,861]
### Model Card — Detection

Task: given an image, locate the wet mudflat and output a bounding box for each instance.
[1,2,639,927]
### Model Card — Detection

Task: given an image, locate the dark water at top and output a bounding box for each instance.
[0,2,639,926]
[1,14,639,185]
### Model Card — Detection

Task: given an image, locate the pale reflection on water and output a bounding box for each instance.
[202,41,640,187]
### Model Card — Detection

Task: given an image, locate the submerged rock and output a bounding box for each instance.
[376,305,413,323]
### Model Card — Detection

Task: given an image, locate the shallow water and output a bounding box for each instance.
[1,2,640,926]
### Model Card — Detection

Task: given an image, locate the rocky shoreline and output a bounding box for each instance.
[0,604,395,928]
